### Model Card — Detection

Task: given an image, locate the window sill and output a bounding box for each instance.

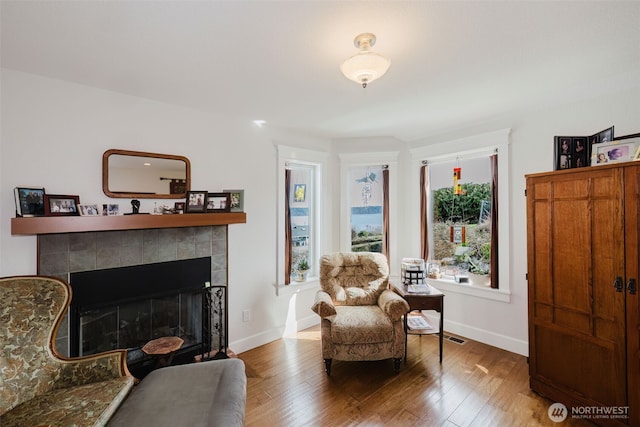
[428,278,511,302]
[274,277,319,296]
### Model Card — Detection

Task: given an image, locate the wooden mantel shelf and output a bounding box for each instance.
[11,212,246,235]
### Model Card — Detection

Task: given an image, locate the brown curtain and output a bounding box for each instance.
[284,168,292,285]
[420,164,429,261]
[382,167,390,264]
[490,154,499,289]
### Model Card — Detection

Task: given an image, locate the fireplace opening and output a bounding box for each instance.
[69,257,212,374]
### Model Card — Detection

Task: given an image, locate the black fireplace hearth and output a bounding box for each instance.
[69,257,217,372]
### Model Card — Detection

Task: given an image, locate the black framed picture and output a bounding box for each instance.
[554,136,572,170]
[207,192,231,213]
[590,126,614,146]
[14,187,45,217]
[186,191,208,213]
[44,194,80,216]
[174,202,186,214]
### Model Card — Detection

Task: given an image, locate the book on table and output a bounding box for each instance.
[407,283,430,294]
[407,314,433,331]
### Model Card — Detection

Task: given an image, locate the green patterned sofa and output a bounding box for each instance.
[0,276,135,427]
[311,252,410,375]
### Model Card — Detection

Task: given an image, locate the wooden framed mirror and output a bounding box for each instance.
[102,149,191,199]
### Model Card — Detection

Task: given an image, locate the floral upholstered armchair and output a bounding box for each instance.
[0,276,135,427]
[311,252,410,375]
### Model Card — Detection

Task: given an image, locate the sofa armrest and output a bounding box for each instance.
[56,349,132,388]
[378,290,410,321]
[311,290,337,319]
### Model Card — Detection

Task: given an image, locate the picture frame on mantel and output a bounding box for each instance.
[14,187,46,217]
[223,189,244,212]
[186,191,207,213]
[207,192,231,213]
[44,194,80,216]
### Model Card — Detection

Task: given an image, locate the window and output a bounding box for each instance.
[349,165,384,252]
[339,151,398,273]
[277,145,329,287]
[288,165,315,279]
[425,154,494,288]
[412,129,510,301]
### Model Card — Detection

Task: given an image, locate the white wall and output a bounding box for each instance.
[2,68,638,357]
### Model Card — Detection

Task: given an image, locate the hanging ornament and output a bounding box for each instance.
[453,167,462,195]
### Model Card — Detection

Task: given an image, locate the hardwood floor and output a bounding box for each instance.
[237,325,593,427]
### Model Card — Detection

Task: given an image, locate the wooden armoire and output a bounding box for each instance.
[526,162,639,426]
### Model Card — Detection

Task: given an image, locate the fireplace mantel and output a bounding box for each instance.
[11,212,246,235]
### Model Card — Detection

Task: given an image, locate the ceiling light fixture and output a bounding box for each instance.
[340,33,390,88]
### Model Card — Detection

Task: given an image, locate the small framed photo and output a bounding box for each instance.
[186,191,208,213]
[294,184,306,202]
[207,192,231,212]
[14,187,46,217]
[223,189,244,212]
[554,137,573,170]
[102,204,120,216]
[591,140,638,166]
[78,204,100,216]
[589,126,614,145]
[174,202,186,214]
[44,194,80,216]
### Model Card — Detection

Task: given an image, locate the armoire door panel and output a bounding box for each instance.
[534,325,625,406]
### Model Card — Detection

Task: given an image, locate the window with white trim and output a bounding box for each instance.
[412,129,511,301]
[277,145,328,286]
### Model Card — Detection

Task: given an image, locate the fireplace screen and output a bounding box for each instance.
[69,257,212,360]
[79,291,203,356]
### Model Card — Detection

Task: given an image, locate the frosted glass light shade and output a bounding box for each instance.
[340,51,391,87]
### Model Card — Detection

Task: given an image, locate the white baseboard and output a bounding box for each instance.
[423,313,529,357]
[230,314,320,354]
[231,313,528,358]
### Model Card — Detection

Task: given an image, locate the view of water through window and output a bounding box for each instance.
[350,166,383,252]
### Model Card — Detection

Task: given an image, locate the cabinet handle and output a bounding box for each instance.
[614,276,624,292]
[628,278,637,295]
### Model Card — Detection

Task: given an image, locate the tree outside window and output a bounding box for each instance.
[429,156,492,287]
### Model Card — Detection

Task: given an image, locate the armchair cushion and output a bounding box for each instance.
[331,306,394,344]
[319,252,389,306]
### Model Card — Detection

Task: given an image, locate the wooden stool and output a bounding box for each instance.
[142,336,184,369]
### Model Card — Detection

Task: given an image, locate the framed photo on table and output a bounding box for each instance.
[44,194,80,216]
[14,187,46,217]
[207,192,231,213]
[186,191,207,213]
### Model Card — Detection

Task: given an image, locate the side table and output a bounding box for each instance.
[142,336,184,369]
[390,282,444,363]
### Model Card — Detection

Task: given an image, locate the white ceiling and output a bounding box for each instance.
[2,1,639,141]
